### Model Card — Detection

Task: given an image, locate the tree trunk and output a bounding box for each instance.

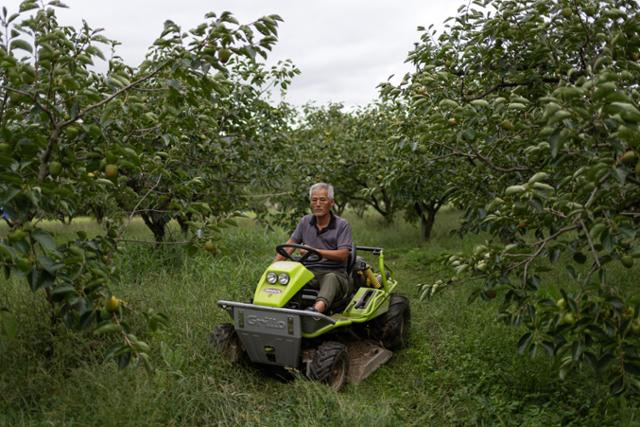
[414,201,439,241]
[141,212,169,243]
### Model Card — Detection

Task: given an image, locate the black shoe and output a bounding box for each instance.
[305,306,318,312]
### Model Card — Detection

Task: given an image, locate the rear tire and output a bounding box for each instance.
[308,341,349,391]
[371,294,410,350]
[210,323,244,363]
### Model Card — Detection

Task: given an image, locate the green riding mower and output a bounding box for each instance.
[211,243,410,391]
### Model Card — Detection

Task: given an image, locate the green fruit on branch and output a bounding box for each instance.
[621,255,634,268]
[619,150,637,165]
[204,240,217,254]
[49,161,62,176]
[106,296,121,312]
[8,229,27,242]
[500,119,514,130]
[105,164,118,178]
[218,48,232,63]
[562,312,575,325]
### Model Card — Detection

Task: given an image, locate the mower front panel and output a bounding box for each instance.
[218,300,336,368]
[236,306,301,367]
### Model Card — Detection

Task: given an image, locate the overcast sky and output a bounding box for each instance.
[4,0,464,107]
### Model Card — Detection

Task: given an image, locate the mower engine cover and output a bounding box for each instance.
[253,261,314,307]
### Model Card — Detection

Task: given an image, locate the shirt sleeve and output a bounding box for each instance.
[290,218,304,243]
[336,221,353,249]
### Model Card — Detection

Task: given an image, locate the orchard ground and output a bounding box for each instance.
[1,208,639,426]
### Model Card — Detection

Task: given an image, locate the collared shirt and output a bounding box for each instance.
[290,212,352,270]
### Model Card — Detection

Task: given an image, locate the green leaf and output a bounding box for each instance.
[104,342,128,360]
[0,242,17,261]
[47,0,69,8]
[37,255,64,274]
[507,102,527,110]
[438,98,459,109]
[94,322,121,335]
[517,332,532,354]
[10,39,33,53]
[573,252,586,264]
[609,102,640,122]
[50,285,76,297]
[138,352,153,373]
[540,341,554,357]
[31,229,57,253]
[28,268,54,291]
[19,1,38,12]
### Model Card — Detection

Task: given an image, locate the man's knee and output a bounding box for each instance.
[321,272,339,287]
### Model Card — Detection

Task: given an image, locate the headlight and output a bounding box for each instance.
[278,272,290,285]
[266,272,278,284]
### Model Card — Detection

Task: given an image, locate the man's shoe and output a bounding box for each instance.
[305,306,318,312]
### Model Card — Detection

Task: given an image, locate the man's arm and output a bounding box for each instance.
[274,242,348,263]
[315,247,349,263]
[273,238,298,262]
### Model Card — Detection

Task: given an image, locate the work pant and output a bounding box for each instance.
[308,268,351,309]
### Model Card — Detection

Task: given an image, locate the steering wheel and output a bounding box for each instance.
[276,243,323,263]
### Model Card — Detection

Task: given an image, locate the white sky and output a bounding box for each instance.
[4,0,465,107]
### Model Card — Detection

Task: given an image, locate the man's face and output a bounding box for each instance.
[310,188,333,217]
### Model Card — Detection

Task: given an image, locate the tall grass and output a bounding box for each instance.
[1,210,638,426]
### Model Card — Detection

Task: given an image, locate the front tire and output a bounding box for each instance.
[308,341,349,391]
[209,323,244,363]
[371,294,410,350]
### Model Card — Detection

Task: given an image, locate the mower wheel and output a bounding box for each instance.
[371,294,410,350]
[308,341,349,391]
[209,323,244,363]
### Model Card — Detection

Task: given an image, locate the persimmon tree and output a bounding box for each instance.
[0,1,292,367]
[400,0,640,393]
[270,103,404,228]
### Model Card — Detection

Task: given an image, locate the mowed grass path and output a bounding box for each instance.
[1,209,638,426]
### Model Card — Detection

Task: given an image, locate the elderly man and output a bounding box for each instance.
[275,183,353,313]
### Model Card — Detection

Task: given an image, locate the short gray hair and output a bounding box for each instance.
[309,182,334,200]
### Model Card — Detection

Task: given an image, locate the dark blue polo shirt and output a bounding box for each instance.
[290,213,352,270]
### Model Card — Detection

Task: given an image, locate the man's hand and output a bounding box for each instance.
[316,247,349,263]
[273,239,298,262]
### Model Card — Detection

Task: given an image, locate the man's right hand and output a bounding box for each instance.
[273,239,298,262]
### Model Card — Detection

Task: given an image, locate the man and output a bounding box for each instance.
[275,183,352,313]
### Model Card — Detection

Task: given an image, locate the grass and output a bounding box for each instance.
[1,208,639,426]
